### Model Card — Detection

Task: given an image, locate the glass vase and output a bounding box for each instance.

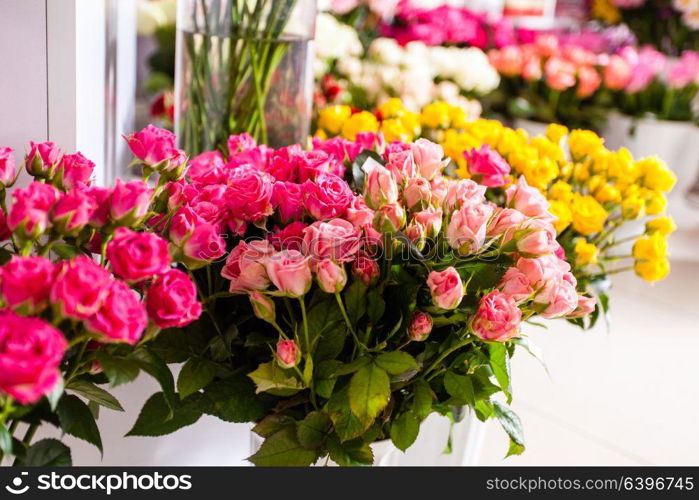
[175,0,316,154]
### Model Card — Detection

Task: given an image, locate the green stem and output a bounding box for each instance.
[298,296,310,354]
[12,424,39,466]
[423,339,473,377]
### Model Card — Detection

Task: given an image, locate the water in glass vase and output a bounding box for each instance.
[176,30,313,155]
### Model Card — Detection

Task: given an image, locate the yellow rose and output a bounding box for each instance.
[568,130,605,160]
[634,258,670,282]
[380,118,412,143]
[497,128,525,157]
[550,200,573,233]
[571,194,608,235]
[575,239,600,266]
[646,216,677,236]
[378,98,406,119]
[546,123,568,143]
[523,157,559,190]
[633,233,668,261]
[572,162,591,182]
[638,157,677,192]
[594,183,621,204]
[421,101,451,129]
[549,180,574,202]
[621,196,646,220]
[341,111,379,140]
[531,136,565,163]
[449,106,470,129]
[645,190,667,215]
[318,105,352,135]
[606,148,639,184]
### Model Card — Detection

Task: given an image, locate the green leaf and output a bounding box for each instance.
[488,343,511,402]
[390,412,420,452]
[0,424,12,455]
[344,280,367,324]
[248,427,317,466]
[297,411,331,449]
[351,150,385,190]
[307,297,344,351]
[375,352,417,375]
[57,395,103,453]
[367,288,386,324]
[348,364,390,422]
[314,323,348,362]
[444,372,475,406]
[127,392,204,437]
[203,376,266,423]
[315,360,342,399]
[46,377,65,411]
[96,355,140,387]
[474,400,494,421]
[506,439,525,457]
[52,243,79,259]
[252,414,295,438]
[128,347,177,412]
[334,356,371,377]
[21,439,71,466]
[0,247,13,266]
[66,379,124,412]
[457,261,510,290]
[326,437,374,466]
[492,400,525,447]
[327,387,366,442]
[248,362,303,396]
[412,380,434,420]
[177,357,218,399]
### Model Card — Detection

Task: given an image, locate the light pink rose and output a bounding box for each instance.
[352,253,380,286]
[109,179,153,224]
[303,173,354,221]
[515,219,558,257]
[265,250,313,298]
[603,54,633,90]
[472,290,522,342]
[505,176,551,218]
[498,267,533,302]
[249,291,276,324]
[59,152,94,189]
[0,310,67,405]
[0,256,57,314]
[364,161,399,210]
[538,279,579,319]
[146,269,202,328]
[465,145,511,188]
[568,295,597,318]
[345,196,375,229]
[25,141,62,178]
[225,167,275,224]
[408,311,432,341]
[276,339,300,369]
[50,256,113,320]
[303,219,361,263]
[8,181,60,239]
[314,259,348,294]
[447,202,495,254]
[373,202,406,233]
[522,54,543,81]
[404,176,432,210]
[86,280,148,345]
[516,254,569,288]
[222,240,275,294]
[386,149,418,185]
[444,178,487,213]
[51,188,98,236]
[405,220,426,250]
[170,207,226,267]
[0,147,16,187]
[271,182,305,223]
[269,222,308,251]
[577,65,602,98]
[124,124,186,172]
[427,267,464,310]
[487,207,527,243]
[107,228,172,283]
[413,206,444,238]
[411,139,446,180]
[545,56,577,91]
[430,176,450,207]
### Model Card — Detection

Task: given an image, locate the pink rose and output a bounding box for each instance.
[487,207,527,243]
[187,151,226,184]
[59,152,94,189]
[446,202,495,254]
[271,182,304,223]
[225,167,274,224]
[411,139,446,180]
[249,291,276,324]
[405,220,426,250]
[297,150,342,183]
[86,280,148,345]
[276,339,300,369]
[0,256,57,313]
[538,279,579,319]
[345,196,375,229]
[107,228,171,283]
[50,256,113,319]
[26,141,62,178]
[545,56,577,91]
[265,145,303,183]
[472,290,522,342]
[427,267,464,310]
[0,310,67,405]
[170,207,226,268]
[364,161,399,210]
[505,176,551,218]
[465,145,511,188]
[577,65,602,98]
[266,250,312,298]
[222,240,275,294]
[373,202,406,233]
[352,253,380,286]
[0,147,16,187]
[444,179,487,213]
[498,267,533,302]
[146,269,202,328]
[404,176,432,211]
[109,179,153,225]
[124,124,186,172]
[515,220,558,257]
[303,173,354,221]
[522,54,543,81]
[314,259,348,293]
[269,222,308,251]
[430,176,450,207]
[51,188,97,236]
[8,181,60,239]
[408,311,432,341]
[603,54,633,90]
[516,254,569,288]
[228,133,257,153]
[568,295,597,318]
[312,136,363,164]
[413,206,444,238]
[386,149,417,185]
[303,219,361,263]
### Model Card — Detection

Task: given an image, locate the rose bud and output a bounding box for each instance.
[57,152,95,190]
[51,188,98,236]
[408,311,433,341]
[84,186,112,228]
[567,294,597,318]
[352,253,380,286]
[7,181,60,241]
[364,160,399,210]
[405,220,426,251]
[170,207,226,269]
[249,291,276,325]
[314,259,347,294]
[472,290,522,342]
[498,267,533,303]
[276,339,301,369]
[265,250,313,298]
[446,202,494,255]
[514,222,557,257]
[404,176,432,211]
[413,206,443,239]
[109,179,153,226]
[25,141,62,179]
[373,203,406,233]
[50,256,113,320]
[0,147,16,188]
[427,267,464,310]
[411,139,447,181]
[124,124,187,179]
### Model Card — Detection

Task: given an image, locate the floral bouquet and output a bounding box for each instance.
[0,132,202,465]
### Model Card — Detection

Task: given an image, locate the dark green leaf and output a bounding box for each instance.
[306,297,343,349]
[177,358,218,399]
[327,387,366,442]
[344,280,367,324]
[488,343,511,403]
[203,376,266,423]
[334,356,371,377]
[367,288,386,324]
[66,379,124,412]
[127,392,204,437]
[492,400,525,447]
[252,414,295,438]
[326,437,374,466]
[96,355,140,387]
[0,424,12,455]
[315,360,342,399]
[444,372,475,406]
[128,347,177,412]
[297,411,331,449]
[314,323,348,362]
[248,362,303,396]
[248,427,316,466]
[52,244,79,259]
[375,352,417,375]
[57,395,103,453]
[0,247,13,266]
[390,412,420,452]
[458,261,510,290]
[348,364,390,422]
[412,380,434,420]
[21,439,71,466]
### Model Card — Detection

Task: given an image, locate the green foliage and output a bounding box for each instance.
[20,439,71,466]
[177,358,218,399]
[348,363,390,424]
[126,392,204,437]
[57,395,103,454]
[66,380,124,412]
[390,412,420,451]
[248,427,317,467]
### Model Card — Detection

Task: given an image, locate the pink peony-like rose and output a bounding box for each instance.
[86,280,148,345]
[465,145,511,188]
[51,188,98,236]
[0,310,67,405]
[444,179,487,213]
[265,145,304,182]
[487,207,526,242]
[538,279,579,319]
[446,202,495,254]
[516,254,569,288]
[303,173,354,221]
[84,186,111,228]
[26,141,62,177]
[124,124,186,172]
[269,221,308,251]
[411,139,446,180]
[225,167,274,224]
[8,181,60,239]
[228,133,257,153]
[276,339,300,369]
[498,267,533,302]
[0,208,9,242]
[352,253,380,286]
[59,152,94,189]
[603,54,633,90]
[505,176,551,218]
[303,219,361,263]
[146,269,202,329]
[0,147,16,187]
[472,290,522,342]
[386,149,417,185]
[408,311,433,341]
[0,256,57,313]
[169,207,226,267]
[265,250,313,298]
[109,179,153,224]
[568,294,597,317]
[314,259,348,294]
[222,239,275,294]
[404,176,432,211]
[107,228,171,283]
[271,182,304,223]
[413,206,443,238]
[515,220,558,257]
[297,150,342,183]
[50,256,113,320]
[364,161,399,210]
[427,267,464,310]
[187,151,226,184]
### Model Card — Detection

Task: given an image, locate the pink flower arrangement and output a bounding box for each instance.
[107,228,172,283]
[145,269,202,329]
